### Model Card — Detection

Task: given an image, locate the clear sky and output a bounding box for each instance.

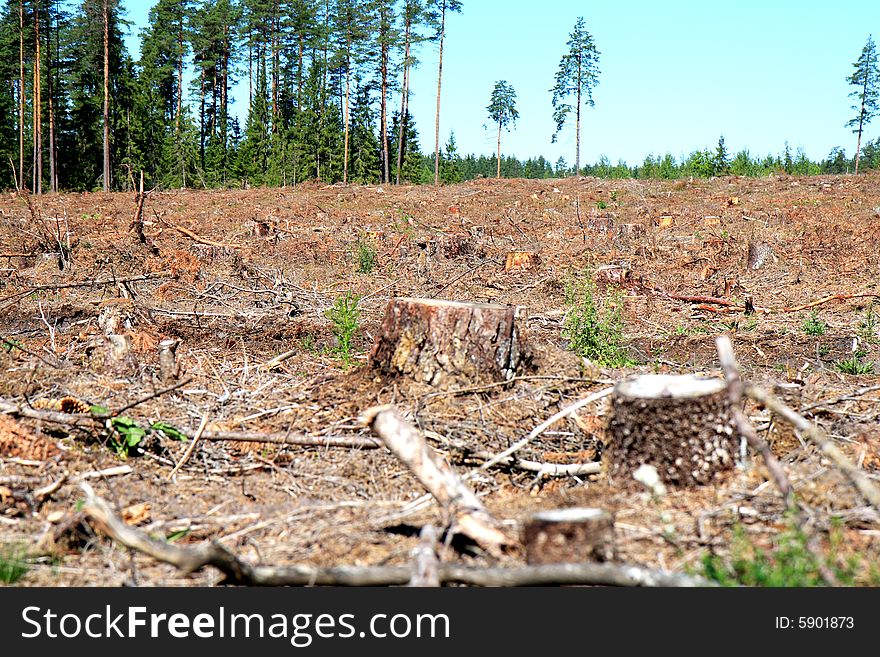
[123,0,880,165]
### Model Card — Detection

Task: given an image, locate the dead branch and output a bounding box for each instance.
[781,293,880,313]
[201,431,381,450]
[0,272,170,307]
[168,414,209,478]
[715,336,795,504]
[80,483,713,587]
[361,405,512,555]
[745,384,880,512]
[0,399,99,429]
[408,524,440,587]
[169,222,241,249]
[477,387,614,473]
[799,384,880,414]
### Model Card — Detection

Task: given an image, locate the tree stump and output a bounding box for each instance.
[522,508,616,564]
[605,374,738,487]
[504,251,539,271]
[369,298,527,388]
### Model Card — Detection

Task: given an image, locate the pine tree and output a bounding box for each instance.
[333,0,370,183]
[550,16,600,175]
[439,130,461,183]
[348,76,379,183]
[712,135,729,176]
[847,35,880,174]
[486,79,518,179]
[67,0,129,191]
[427,0,461,185]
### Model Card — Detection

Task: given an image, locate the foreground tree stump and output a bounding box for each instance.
[522,508,615,564]
[369,298,527,388]
[605,374,738,487]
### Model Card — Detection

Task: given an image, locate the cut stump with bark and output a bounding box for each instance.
[605,374,738,487]
[369,298,527,388]
[522,508,616,564]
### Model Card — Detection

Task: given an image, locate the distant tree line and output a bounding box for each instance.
[0,2,877,194]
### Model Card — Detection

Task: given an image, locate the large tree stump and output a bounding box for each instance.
[522,508,616,564]
[605,374,738,487]
[369,298,527,388]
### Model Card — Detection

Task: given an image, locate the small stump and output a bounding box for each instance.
[369,298,527,388]
[504,251,539,271]
[522,508,615,564]
[605,374,738,487]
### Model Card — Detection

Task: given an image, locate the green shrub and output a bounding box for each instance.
[0,544,29,584]
[858,303,878,344]
[355,237,377,274]
[701,520,859,587]
[562,273,634,368]
[801,311,827,336]
[326,292,361,366]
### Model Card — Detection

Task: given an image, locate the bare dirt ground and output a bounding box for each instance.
[1,173,879,586]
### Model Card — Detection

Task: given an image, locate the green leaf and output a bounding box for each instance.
[90,404,110,415]
[150,421,189,442]
[166,529,190,543]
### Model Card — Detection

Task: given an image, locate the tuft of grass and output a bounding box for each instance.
[701,519,860,587]
[801,310,827,336]
[835,354,874,375]
[0,544,30,584]
[562,273,635,368]
[326,292,361,366]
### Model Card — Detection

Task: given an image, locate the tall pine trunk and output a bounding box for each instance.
[343,48,351,183]
[855,73,868,174]
[575,54,581,175]
[102,0,110,192]
[380,36,389,184]
[32,0,42,195]
[496,120,501,178]
[433,2,446,186]
[18,0,25,190]
[47,0,56,192]
[395,19,412,185]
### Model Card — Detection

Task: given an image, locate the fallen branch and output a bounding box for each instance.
[716,336,794,504]
[168,414,209,479]
[746,384,880,512]
[781,293,880,313]
[170,222,241,249]
[80,484,712,587]
[799,384,880,414]
[408,525,440,587]
[717,336,868,585]
[201,431,381,450]
[0,272,169,307]
[477,387,614,473]
[361,405,512,555]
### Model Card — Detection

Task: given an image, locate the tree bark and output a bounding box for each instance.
[433,2,446,186]
[496,119,502,178]
[102,0,110,192]
[396,19,412,185]
[32,0,42,195]
[47,0,56,192]
[369,298,527,388]
[575,53,581,175]
[606,374,738,487]
[379,20,390,184]
[19,0,25,190]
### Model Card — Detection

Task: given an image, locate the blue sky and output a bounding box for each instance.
[123,1,880,165]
